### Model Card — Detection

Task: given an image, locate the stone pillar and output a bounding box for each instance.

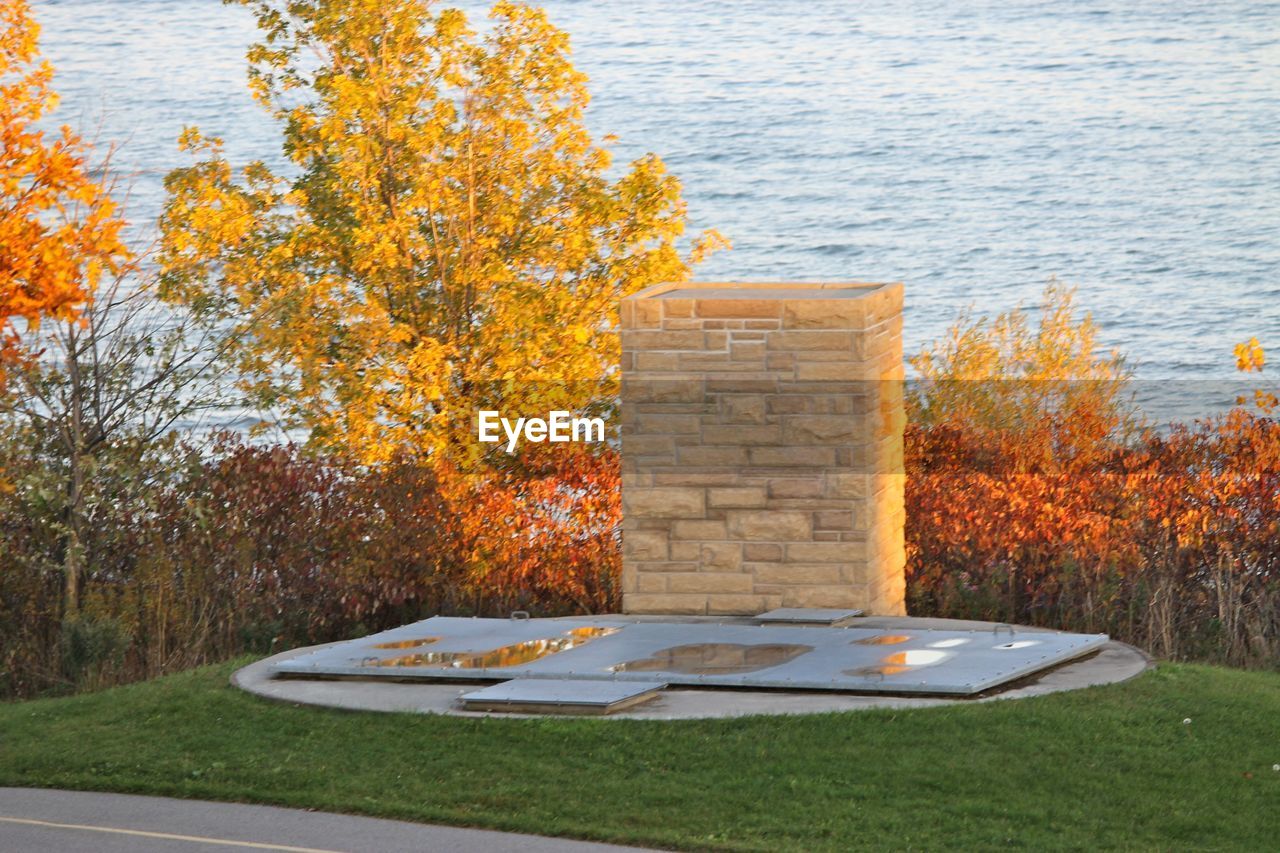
[619,282,905,616]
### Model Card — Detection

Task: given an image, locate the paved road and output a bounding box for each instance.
[0,788,653,852]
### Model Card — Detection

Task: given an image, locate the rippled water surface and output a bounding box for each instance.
[35,0,1280,379]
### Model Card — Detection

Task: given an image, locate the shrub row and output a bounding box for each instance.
[2,412,1276,698]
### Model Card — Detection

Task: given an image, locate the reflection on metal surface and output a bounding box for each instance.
[372,637,442,650]
[376,626,618,669]
[613,643,812,675]
[853,634,910,645]
[273,615,1112,695]
[844,649,953,678]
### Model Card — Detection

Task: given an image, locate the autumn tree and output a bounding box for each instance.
[1,267,234,619]
[160,0,722,463]
[0,0,128,380]
[908,281,1139,464]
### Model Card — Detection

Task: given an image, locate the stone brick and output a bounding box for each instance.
[721,395,767,424]
[767,479,824,499]
[669,541,701,561]
[678,446,748,467]
[786,541,866,563]
[635,413,702,434]
[695,299,784,319]
[653,471,738,487]
[662,299,695,318]
[766,330,855,351]
[623,488,704,518]
[783,415,858,444]
[623,529,668,561]
[747,447,836,467]
[782,301,865,330]
[743,543,784,561]
[826,472,868,499]
[702,424,782,446]
[706,487,768,509]
[780,587,865,609]
[794,361,876,382]
[631,352,681,372]
[621,330,706,351]
[620,435,677,457]
[814,510,855,530]
[727,510,811,541]
[671,520,728,540]
[636,574,668,593]
[668,573,753,594]
[705,378,778,394]
[754,563,842,585]
[700,543,743,571]
[623,593,706,615]
[634,561,700,573]
[706,594,773,615]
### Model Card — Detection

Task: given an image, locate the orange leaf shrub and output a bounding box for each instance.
[906,409,1280,665]
[0,437,621,697]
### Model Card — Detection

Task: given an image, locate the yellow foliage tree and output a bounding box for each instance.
[160,0,723,463]
[0,0,128,378]
[908,281,1138,462]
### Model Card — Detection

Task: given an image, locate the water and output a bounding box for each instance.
[33,0,1280,384]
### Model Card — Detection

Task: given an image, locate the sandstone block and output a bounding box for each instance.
[623,529,668,561]
[624,488,705,518]
[728,510,811,541]
[700,542,743,571]
[707,487,768,509]
[667,573,753,594]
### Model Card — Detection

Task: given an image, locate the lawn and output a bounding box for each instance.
[1,661,1277,851]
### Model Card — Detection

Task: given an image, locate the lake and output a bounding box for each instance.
[34,0,1280,392]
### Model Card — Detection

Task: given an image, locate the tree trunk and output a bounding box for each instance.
[64,440,84,619]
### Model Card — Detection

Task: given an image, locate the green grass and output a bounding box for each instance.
[1,662,1277,851]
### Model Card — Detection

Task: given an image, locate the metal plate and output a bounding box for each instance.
[755,608,864,625]
[460,678,665,715]
[272,617,1109,696]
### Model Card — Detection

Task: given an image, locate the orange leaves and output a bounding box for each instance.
[906,405,1280,663]
[0,0,129,373]
[431,443,621,613]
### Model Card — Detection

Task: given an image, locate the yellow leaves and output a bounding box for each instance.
[160,0,718,465]
[1234,338,1276,414]
[160,0,721,461]
[1235,337,1265,373]
[908,282,1139,465]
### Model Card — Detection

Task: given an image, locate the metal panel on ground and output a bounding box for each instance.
[460,679,666,715]
[755,608,864,625]
[271,617,1109,696]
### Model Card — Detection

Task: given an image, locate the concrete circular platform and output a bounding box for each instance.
[233,616,1152,719]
